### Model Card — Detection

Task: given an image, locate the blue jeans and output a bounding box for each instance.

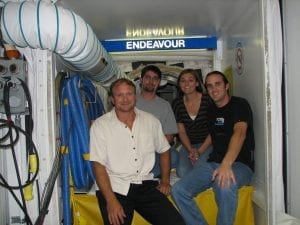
[171,161,253,225]
[151,146,179,178]
[176,143,213,178]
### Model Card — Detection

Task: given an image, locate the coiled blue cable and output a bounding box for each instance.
[60,74,105,225]
[60,86,71,225]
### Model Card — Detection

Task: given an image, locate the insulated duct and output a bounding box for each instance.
[0,1,123,86]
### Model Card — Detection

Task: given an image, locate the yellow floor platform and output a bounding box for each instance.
[72,186,254,225]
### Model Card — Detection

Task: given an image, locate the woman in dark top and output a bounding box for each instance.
[172,69,212,177]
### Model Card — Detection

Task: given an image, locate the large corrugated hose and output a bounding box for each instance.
[0,0,123,85]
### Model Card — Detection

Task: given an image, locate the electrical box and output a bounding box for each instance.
[0,59,27,114]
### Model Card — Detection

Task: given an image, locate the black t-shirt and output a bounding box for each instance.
[207,96,255,171]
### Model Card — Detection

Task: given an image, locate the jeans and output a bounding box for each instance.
[176,143,213,178]
[151,146,179,177]
[96,180,185,225]
[171,161,253,225]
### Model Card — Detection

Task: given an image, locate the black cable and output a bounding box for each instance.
[33,72,67,225]
[34,147,62,225]
[0,121,20,147]
[0,118,39,189]
[0,78,39,188]
[1,83,31,225]
[18,77,35,186]
[0,77,39,225]
[0,174,33,225]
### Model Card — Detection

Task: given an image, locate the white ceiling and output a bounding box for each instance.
[60,0,258,40]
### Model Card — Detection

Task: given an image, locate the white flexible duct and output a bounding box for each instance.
[0,1,123,85]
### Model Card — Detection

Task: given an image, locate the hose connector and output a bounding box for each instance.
[29,154,37,173]
[24,183,33,201]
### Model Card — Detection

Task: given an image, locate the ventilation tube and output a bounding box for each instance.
[0,1,123,86]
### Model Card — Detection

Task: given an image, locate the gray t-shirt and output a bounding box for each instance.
[136,94,178,135]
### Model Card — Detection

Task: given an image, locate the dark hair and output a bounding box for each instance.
[177,69,203,96]
[109,78,136,97]
[205,70,229,88]
[141,65,162,79]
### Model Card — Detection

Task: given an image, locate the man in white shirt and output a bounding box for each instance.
[90,78,185,225]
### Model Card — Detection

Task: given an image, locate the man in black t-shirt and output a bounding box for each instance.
[172,71,254,225]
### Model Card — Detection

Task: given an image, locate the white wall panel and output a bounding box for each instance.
[283,0,300,219]
[218,1,269,224]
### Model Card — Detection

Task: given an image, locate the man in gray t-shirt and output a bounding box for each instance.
[136,65,178,177]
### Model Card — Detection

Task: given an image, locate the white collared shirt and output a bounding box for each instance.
[90,107,170,195]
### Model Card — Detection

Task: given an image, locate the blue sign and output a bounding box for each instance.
[101,36,217,52]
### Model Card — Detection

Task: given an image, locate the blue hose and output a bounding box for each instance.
[81,78,104,118]
[60,75,105,225]
[68,76,95,184]
[66,77,89,187]
[60,86,71,225]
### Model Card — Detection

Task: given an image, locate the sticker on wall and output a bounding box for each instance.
[235,42,244,75]
[224,66,233,96]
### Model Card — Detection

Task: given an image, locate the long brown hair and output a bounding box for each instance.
[177,69,203,97]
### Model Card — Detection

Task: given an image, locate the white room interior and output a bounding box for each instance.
[0,0,299,224]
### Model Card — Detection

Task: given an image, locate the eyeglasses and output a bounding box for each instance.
[143,75,160,82]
